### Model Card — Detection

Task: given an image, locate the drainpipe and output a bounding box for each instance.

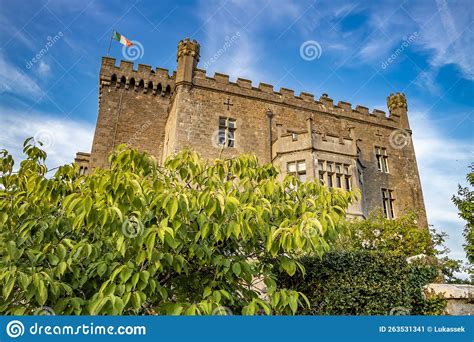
[266,109,274,162]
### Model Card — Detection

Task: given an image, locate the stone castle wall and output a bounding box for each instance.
[85,38,427,226]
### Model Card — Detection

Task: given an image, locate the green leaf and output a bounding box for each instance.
[36,280,48,306]
[131,292,141,309]
[167,197,179,219]
[203,287,212,298]
[3,277,15,299]
[97,263,107,277]
[232,262,241,276]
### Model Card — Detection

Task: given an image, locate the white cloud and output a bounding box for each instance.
[197,0,304,83]
[410,109,473,262]
[0,55,43,99]
[0,107,94,170]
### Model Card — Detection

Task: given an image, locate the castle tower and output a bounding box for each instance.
[387,92,410,129]
[176,38,200,84]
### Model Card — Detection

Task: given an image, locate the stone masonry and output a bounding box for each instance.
[77,38,427,225]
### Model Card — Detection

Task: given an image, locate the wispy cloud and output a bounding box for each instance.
[0,55,43,99]
[411,109,473,261]
[0,107,94,170]
[197,0,303,82]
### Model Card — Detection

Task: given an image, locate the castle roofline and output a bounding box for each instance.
[100,56,410,128]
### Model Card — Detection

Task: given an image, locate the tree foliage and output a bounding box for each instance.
[335,213,436,256]
[0,138,357,315]
[335,212,470,283]
[452,164,474,265]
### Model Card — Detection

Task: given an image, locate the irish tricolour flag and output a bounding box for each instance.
[113,31,133,47]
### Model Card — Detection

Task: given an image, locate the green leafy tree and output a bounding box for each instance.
[335,213,435,256]
[0,138,357,315]
[452,164,474,265]
[334,213,465,283]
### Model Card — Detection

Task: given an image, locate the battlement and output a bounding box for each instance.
[191,68,403,128]
[98,37,410,129]
[101,57,174,79]
[99,57,175,97]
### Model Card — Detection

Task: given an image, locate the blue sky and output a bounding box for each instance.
[0,0,472,267]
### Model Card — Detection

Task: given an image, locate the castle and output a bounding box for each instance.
[76,38,427,225]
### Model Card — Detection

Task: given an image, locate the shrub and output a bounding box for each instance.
[277,251,443,315]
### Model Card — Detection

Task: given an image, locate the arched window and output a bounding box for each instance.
[129,78,135,91]
[120,76,126,89]
[165,85,171,96]
[110,74,117,87]
[147,81,153,93]
[137,80,144,92]
[157,83,162,95]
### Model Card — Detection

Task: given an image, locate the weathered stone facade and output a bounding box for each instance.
[78,38,427,225]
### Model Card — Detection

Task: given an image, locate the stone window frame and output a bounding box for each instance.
[318,160,352,191]
[218,117,236,148]
[375,146,389,173]
[287,160,307,182]
[381,188,395,219]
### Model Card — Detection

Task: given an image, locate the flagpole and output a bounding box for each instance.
[107,28,114,56]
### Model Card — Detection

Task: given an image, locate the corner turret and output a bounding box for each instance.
[387,92,410,129]
[176,38,200,84]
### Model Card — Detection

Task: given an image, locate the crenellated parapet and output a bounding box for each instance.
[192,68,406,129]
[98,57,175,109]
